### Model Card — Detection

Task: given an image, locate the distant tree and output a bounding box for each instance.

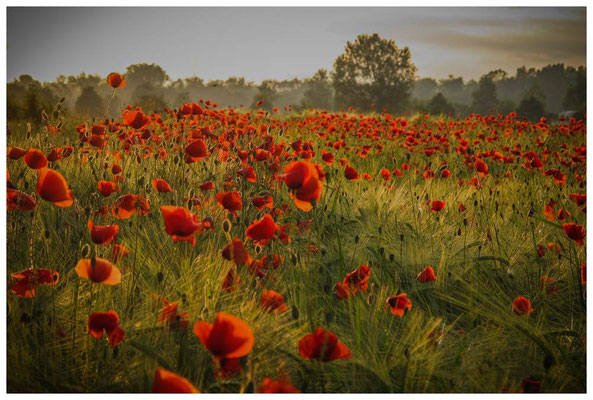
[75,86,103,116]
[125,63,169,90]
[332,33,416,112]
[412,78,438,101]
[426,92,455,115]
[518,95,547,122]
[251,80,277,111]
[563,70,586,112]
[471,76,498,114]
[300,69,333,110]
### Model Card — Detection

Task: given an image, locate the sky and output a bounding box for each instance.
[7,7,587,84]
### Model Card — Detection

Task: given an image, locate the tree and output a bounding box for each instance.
[125,63,169,90]
[75,86,103,116]
[300,69,333,110]
[332,33,416,112]
[426,93,455,115]
[251,80,277,111]
[412,78,438,101]
[471,76,498,114]
[518,95,546,122]
[563,69,586,112]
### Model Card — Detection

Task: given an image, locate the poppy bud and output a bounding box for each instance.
[173,155,179,165]
[389,254,395,262]
[543,355,555,371]
[291,305,299,320]
[378,226,383,234]
[181,294,188,305]
[157,272,164,283]
[222,219,232,233]
[379,247,385,256]
[291,254,297,265]
[355,235,360,244]
[81,244,90,258]
[44,230,50,239]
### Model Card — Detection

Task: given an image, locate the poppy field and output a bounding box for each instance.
[5,73,587,393]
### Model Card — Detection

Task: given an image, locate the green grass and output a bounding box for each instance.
[6,109,586,393]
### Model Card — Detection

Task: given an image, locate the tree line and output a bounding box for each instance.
[7,33,586,123]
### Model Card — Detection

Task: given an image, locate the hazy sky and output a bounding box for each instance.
[7,7,586,83]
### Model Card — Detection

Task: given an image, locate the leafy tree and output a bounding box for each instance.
[471,76,498,114]
[518,95,546,122]
[412,78,438,101]
[563,69,586,112]
[75,86,103,116]
[332,33,416,112]
[300,69,333,110]
[125,63,169,90]
[426,92,455,115]
[251,80,277,111]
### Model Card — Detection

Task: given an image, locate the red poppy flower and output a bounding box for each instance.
[257,378,300,393]
[87,219,119,245]
[298,327,351,362]
[252,195,274,211]
[321,149,335,166]
[193,312,254,359]
[152,178,173,193]
[107,72,126,89]
[112,194,150,219]
[431,200,446,213]
[335,264,371,299]
[385,293,412,317]
[543,201,557,221]
[185,139,210,162]
[568,193,586,206]
[474,159,489,176]
[97,181,120,197]
[512,296,534,316]
[237,165,257,183]
[260,289,289,313]
[75,257,121,285]
[152,368,199,393]
[281,161,323,212]
[245,214,279,243]
[160,205,203,245]
[199,181,214,191]
[158,298,189,330]
[563,223,585,246]
[417,266,437,283]
[24,148,48,170]
[7,189,36,211]
[221,238,251,265]
[216,191,243,216]
[10,269,59,298]
[344,165,359,180]
[7,146,27,160]
[36,167,74,207]
[380,168,391,181]
[88,311,125,347]
[122,109,150,130]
